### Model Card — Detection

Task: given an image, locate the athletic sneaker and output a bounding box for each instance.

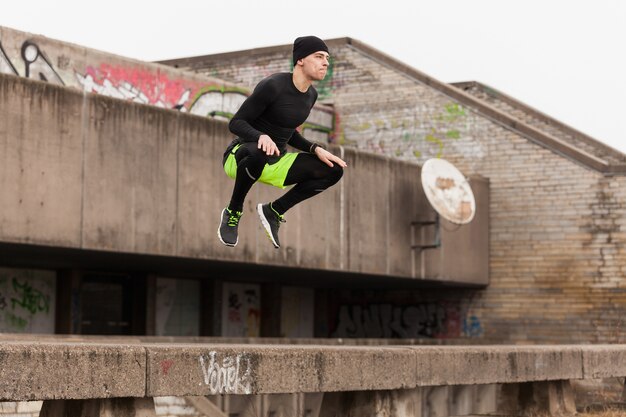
[218,208,243,247]
[257,203,285,248]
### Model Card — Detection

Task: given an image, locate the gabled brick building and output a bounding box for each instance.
[161,38,626,343]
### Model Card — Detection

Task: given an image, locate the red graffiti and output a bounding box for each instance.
[160,360,174,375]
[81,64,207,108]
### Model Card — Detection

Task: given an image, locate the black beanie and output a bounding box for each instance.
[292,36,329,64]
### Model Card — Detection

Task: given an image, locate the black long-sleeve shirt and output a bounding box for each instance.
[228,72,317,158]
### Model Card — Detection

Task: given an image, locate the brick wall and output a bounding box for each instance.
[174,41,626,344]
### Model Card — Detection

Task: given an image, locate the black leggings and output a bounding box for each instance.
[227,142,343,214]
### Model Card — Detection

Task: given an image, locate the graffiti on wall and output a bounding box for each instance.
[199,351,253,395]
[222,283,261,337]
[188,85,248,119]
[11,277,50,314]
[0,37,335,141]
[0,268,56,333]
[206,53,470,154]
[76,63,196,109]
[3,32,477,155]
[0,41,18,75]
[344,102,469,160]
[21,41,65,84]
[331,301,482,339]
[186,85,333,140]
[0,39,64,84]
[463,315,483,338]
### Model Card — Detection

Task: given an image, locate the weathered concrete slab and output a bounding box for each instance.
[345,151,392,274]
[425,177,489,285]
[175,117,236,261]
[389,156,430,279]
[0,75,83,247]
[145,344,416,397]
[146,344,259,397]
[414,346,583,386]
[81,96,179,255]
[2,339,626,403]
[184,396,227,417]
[581,344,626,379]
[423,386,449,417]
[320,388,423,417]
[0,342,145,401]
[496,380,576,417]
[304,346,416,393]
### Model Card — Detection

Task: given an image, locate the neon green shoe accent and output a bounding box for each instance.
[224,144,298,189]
[269,202,284,220]
[226,209,243,226]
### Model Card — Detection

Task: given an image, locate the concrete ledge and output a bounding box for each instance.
[146,345,416,396]
[0,342,145,401]
[414,346,583,386]
[582,345,626,379]
[1,340,626,400]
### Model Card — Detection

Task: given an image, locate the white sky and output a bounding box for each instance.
[2,0,625,154]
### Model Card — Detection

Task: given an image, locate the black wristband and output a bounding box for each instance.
[310,143,319,153]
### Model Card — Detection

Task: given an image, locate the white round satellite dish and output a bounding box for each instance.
[421,158,476,225]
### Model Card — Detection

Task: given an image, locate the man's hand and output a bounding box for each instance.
[258,134,280,156]
[315,146,347,168]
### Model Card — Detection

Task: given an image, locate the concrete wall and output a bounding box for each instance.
[0,26,333,141]
[165,39,626,344]
[0,73,488,286]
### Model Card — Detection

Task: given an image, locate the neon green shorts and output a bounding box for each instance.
[223,144,298,189]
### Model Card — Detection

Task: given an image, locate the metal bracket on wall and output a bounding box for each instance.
[410,214,441,250]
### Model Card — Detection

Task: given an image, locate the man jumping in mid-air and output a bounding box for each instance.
[218,35,347,248]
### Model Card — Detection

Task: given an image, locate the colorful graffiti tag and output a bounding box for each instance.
[76,63,204,110]
[0,38,334,141]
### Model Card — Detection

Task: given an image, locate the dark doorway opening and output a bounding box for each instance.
[80,274,134,335]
